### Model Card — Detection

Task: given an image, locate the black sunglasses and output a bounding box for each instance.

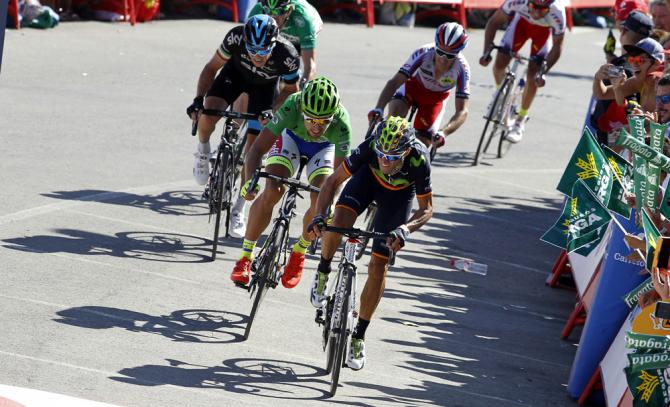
[435,47,457,59]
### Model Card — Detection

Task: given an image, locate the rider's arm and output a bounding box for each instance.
[196,52,227,98]
[315,163,350,215]
[244,127,278,180]
[375,72,409,111]
[404,193,433,234]
[544,34,564,72]
[301,49,317,81]
[483,9,508,54]
[442,98,469,135]
[273,81,300,110]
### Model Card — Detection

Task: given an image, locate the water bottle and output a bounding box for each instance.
[450,259,488,276]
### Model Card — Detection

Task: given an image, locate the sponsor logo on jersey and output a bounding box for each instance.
[226,32,243,46]
[284,57,298,72]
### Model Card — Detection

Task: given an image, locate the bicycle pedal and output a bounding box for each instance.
[315,309,325,325]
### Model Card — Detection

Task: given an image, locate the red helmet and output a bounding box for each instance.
[614,0,648,21]
[435,22,468,53]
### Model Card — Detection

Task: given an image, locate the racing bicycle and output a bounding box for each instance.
[473,46,537,166]
[314,225,393,396]
[238,157,320,340]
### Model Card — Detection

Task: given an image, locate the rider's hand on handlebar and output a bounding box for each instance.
[308,214,328,237]
[186,96,204,120]
[387,225,410,253]
[240,179,260,201]
[479,53,492,67]
[368,108,383,124]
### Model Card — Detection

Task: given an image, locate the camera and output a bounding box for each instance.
[608,65,624,78]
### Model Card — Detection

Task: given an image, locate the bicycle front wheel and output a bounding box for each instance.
[330,269,353,397]
[243,224,284,340]
[209,150,227,261]
[473,77,513,166]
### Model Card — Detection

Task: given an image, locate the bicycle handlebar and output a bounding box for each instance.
[249,169,321,195]
[324,225,392,240]
[485,45,534,62]
[191,109,266,137]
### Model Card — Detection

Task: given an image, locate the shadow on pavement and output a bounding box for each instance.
[110,358,343,401]
[343,194,573,406]
[1,229,236,263]
[54,307,246,343]
[42,189,207,216]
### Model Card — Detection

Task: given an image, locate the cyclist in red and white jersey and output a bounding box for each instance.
[369,22,470,151]
[480,0,566,143]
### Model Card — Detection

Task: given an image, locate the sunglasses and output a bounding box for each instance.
[262,5,290,16]
[246,44,274,56]
[303,113,333,127]
[628,55,650,65]
[374,147,405,161]
[657,93,670,105]
[435,47,457,59]
[528,2,550,11]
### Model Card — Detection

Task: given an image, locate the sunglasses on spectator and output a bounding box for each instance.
[528,2,550,11]
[657,93,670,104]
[246,44,274,56]
[374,147,405,161]
[628,55,650,65]
[262,5,291,16]
[435,47,457,59]
[303,113,333,127]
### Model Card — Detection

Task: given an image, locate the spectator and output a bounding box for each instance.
[591,11,653,145]
[614,0,648,30]
[651,0,670,31]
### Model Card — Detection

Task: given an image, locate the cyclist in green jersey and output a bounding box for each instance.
[230,77,352,290]
[249,0,323,84]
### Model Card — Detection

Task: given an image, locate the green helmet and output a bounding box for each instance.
[301,77,340,118]
[374,116,414,154]
[260,0,292,15]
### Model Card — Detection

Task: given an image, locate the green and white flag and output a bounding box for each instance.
[557,127,614,206]
[623,277,655,309]
[626,332,670,351]
[661,185,670,222]
[602,144,633,219]
[625,366,670,407]
[626,116,649,216]
[642,208,661,270]
[617,129,670,173]
[541,179,613,253]
[645,122,666,213]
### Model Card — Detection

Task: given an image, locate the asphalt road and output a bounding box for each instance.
[1,19,604,406]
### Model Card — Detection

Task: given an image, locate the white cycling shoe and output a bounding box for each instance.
[505,116,528,144]
[229,210,246,238]
[346,337,366,370]
[193,153,210,186]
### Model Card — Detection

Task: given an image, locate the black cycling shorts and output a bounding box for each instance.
[207,63,278,134]
[336,167,413,260]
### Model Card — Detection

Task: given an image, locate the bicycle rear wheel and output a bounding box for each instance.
[472,77,513,166]
[356,203,377,260]
[330,269,353,397]
[243,224,283,340]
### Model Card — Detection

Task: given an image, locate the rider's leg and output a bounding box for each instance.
[193,96,228,185]
[493,52,512,86]
[283,144,335,288]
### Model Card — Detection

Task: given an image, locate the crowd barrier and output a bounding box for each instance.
[7,0,616,29]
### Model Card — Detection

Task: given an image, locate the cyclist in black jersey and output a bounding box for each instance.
[308,116,433,371]
[187,15,300,192]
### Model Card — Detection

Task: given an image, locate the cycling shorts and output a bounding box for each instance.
[392,76,448,133]
[207,63,279,134]
[500,16,552,59]
[336,166,413,260]
[266,129,334,182]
